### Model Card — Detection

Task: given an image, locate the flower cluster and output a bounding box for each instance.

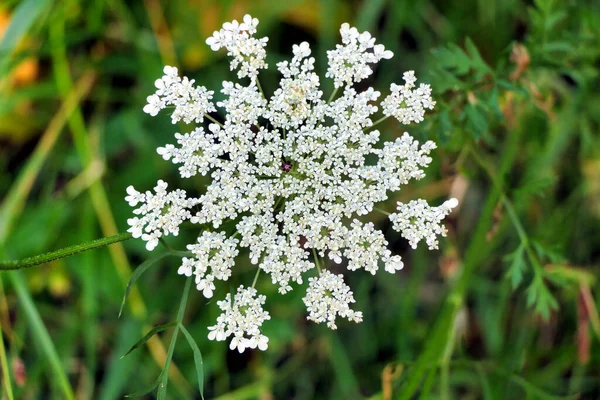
[303,270,363,329]
[128,15,456,352]
[207,286,270,353]
[381,70,436,125]
[125,181,198,251]
[178,231,239,298]
[390,198,459,250]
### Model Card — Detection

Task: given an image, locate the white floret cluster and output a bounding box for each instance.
[381,70,436,125]
[207,286,270,353]
[125,181,198,251]
[177,231,239,298]
[389,198,459,250]
[128,15,457,353]
[303,270,363,329]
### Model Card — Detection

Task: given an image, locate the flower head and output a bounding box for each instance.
[129,15,456,352]
[303,270,363,329]
[208,286,270,353]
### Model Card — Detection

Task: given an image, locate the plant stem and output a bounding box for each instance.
[397,127,522,399]
[312,249,322,275]
[369,115,390,129]
[256,78,266,99]
[204,113,224,128]
[252,268,261,288]
[0,276,14,400]
[328,87,339,103]
[374,206,391,216]
[0,233,132,270]
[158,277,192,399]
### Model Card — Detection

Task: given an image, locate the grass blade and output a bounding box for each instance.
[0,0,52,76]
[122,321,177,358]
[0,276,14,400]
[179,323,205,399]
[119,252,171,317]
[9,271,74,400]
[157,277,193,399]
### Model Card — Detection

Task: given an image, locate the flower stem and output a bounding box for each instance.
[256,78,266,99]
[370,115,390,129]
[374,206,391,216]
[312,248,322,275]
[251,267,261,288]
[204,113,224,128]
[0,232,133,270]
[327,87,339,103]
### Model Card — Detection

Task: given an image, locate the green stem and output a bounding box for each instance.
[0,276,14,400]
[0,233,132,270]
[374,206,391,216]
[157,277,192,399]
[204,113,224,128]
[251,267,261,288]
[256,79,266,99]
[369,115,390,129]
[328,87,339,103]
[312,248,322,275]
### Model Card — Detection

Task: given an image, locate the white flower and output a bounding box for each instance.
[344,220,391,275]
[389,198,458,249]
[385,255,404,273]
[206,14,268,80]
[130,15,453,351]
[303,270,363,329]
[326,23,393,88]
[382,71,436,124]
[143,66,216,124]
[157,127,224,178]
[207,286,271,353]
[126,180,198,251]
[178,231,239,298]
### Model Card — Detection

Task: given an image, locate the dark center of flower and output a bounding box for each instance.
[281,161,293,173]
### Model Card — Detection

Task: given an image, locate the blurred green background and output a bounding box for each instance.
[1,0,599,398]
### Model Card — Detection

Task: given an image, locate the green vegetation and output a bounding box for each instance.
[0,0,599,398]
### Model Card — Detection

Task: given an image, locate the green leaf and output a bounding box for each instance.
[505,245,527,289]
[431,39,492,81]
[435,109,454,143]
[119,252,171,317]
[531,240,565,263]
[526,277,559,321]
[432,44,471,76]
[463,104,488,139]
[121,321,178,358]
[179,324,205,400]
[465,37,492,80]
[497,80,529,96]
[327,332,360,398]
